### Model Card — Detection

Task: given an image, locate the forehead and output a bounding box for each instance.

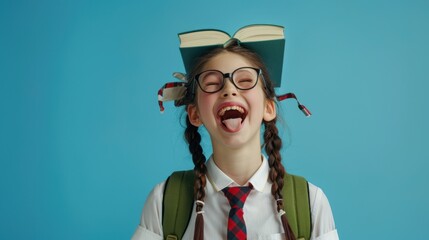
[202,52,256,73]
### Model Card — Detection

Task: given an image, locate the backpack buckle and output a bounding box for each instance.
[166,235,178,240]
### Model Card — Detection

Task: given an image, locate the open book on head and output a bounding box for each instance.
[178,24,286,87]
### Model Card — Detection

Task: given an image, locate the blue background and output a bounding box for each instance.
[1,0,428,239]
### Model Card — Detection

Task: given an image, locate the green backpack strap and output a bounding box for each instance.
[283,173,312,240]
[162,170,194,240]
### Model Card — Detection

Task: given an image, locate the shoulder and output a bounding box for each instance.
[307,182,339,240]
[132,181,166,240]
[143,181,166,213]
[307,182,331,211]
[143,181,166,222]
[135,171,194,239]
[144,170,194,214]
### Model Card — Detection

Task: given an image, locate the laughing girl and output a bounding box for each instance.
[132,25,339,240]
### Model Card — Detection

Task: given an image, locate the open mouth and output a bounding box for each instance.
[218,106,247,132]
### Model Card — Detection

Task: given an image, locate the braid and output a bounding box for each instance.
[184,117,207,240]
[264,119,296,240]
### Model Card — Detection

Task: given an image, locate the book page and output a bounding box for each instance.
[233,25,284,42]
[179,30,230,47]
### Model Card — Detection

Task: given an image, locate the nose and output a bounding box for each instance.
[221,78,238,97]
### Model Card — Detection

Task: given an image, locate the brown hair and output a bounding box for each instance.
[183,45,296,240]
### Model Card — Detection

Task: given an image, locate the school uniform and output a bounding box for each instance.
[132,156,339,240]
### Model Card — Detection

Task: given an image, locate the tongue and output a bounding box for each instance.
[222,118,242,132]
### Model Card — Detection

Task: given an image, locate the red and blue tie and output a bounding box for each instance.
[222,186,252,240]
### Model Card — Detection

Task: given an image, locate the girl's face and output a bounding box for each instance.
[187,52,276,149]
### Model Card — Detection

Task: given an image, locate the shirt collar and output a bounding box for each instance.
[206,155,269,192]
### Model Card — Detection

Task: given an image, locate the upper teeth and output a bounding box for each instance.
[219,106,244,116]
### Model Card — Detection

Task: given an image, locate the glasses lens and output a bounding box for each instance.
[198,71,223,93]
[233,68,258,90]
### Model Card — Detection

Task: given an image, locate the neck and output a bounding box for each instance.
[211,138,263,185]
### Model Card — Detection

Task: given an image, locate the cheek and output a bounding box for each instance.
[249,88,266,103]
[248,90,268,116]
[196,93,216,119]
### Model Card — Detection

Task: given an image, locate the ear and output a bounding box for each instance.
[187,104,203,127]
[263,99,276,121]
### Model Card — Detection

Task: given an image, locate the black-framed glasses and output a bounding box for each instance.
[194,67,263,93]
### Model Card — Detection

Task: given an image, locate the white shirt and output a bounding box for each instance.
[132,156,339,240]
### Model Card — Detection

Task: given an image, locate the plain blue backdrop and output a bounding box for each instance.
[1,0,428,239]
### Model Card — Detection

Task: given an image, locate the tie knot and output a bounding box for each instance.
[222,186,252,208]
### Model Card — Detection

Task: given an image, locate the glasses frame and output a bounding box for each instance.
[193,67,265,93]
